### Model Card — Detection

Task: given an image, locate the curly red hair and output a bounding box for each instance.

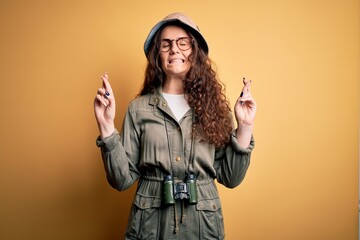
[139,24,233,148]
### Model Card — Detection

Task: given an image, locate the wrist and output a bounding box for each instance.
[235,123,253,149]
[237,121,254,132]
[99,124,115,139]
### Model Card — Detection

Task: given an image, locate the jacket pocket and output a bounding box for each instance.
[126,194,162,240]
[196,198,225,240]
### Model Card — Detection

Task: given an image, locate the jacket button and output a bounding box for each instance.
[142,202,146,207]
[175,156,181,161]
[162,102,167,106]
[213,204,216,210]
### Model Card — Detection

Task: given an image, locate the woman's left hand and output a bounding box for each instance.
[234,78,257,127]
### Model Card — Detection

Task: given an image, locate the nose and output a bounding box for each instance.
[169,40,180,54]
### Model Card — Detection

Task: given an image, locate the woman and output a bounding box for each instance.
[94,12,256,240]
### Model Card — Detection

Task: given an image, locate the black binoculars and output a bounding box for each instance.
[163,174,198,205]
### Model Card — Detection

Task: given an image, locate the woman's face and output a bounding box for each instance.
[159,25,192,79]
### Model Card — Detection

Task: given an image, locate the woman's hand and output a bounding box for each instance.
[234,77,257,127]
[94,73,116,138]
[234,77,257,148]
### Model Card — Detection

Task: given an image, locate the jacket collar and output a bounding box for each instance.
[148,87,163,106]
[148,87,195,117]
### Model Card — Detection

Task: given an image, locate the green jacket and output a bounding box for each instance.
[96,88,254,239]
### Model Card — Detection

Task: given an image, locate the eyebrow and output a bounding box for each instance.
[160,37,189,41]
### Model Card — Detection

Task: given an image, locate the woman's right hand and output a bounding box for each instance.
[94,73,116,138]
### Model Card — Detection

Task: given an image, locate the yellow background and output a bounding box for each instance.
[0,0,358,239]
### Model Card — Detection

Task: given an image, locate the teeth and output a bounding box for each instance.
[169,59,183,64]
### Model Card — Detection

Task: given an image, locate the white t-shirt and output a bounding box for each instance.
[162,93,190,121]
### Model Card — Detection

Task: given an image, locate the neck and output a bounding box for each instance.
[162,77,184,94]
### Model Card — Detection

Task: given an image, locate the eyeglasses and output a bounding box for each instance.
[159,37,194,52]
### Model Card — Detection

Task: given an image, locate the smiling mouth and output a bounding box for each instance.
[169,59,184,64]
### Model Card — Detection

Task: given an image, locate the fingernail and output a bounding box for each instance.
[105,91,110,96]
[240,92,244,97]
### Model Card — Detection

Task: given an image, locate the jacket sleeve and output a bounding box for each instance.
[214,130,255,188]
[96,108,141,191]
